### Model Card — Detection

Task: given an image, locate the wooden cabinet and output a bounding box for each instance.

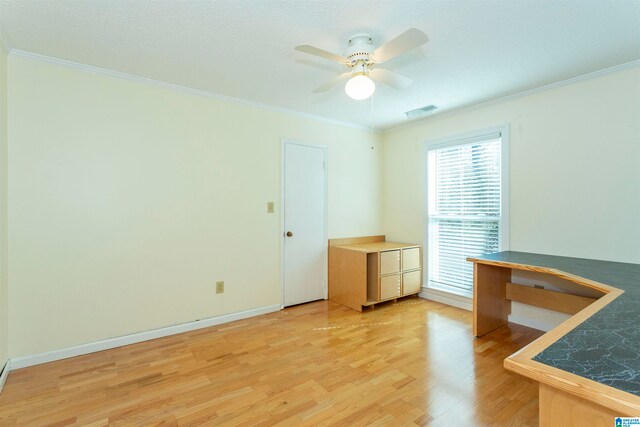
[329,236,422,312]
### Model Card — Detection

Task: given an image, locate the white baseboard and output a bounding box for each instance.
[10,304,281,370]
[507,315,554,332]
[0,360,11,394]
[419,287,472,311]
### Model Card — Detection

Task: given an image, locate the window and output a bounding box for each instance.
[426,127,508,296]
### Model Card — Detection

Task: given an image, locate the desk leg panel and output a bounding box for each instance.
[473,263,511,337]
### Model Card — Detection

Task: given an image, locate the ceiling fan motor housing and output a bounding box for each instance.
[345,34,375,67]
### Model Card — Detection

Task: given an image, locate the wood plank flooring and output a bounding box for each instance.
[0,298,544,426]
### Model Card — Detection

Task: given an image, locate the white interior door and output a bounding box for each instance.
[283,141,327,307]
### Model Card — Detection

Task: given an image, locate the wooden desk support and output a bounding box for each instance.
[329,236,422,312]
[473,271,601,337]
[468,253,640,425]
[505,282,597,315]
[472,263,512,337]
[539,383,620,426]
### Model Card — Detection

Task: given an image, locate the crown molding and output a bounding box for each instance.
[8,48,639,135]
[10,49,382,134]
[384,58,640,134]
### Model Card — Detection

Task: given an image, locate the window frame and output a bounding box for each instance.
[422,123,510,298]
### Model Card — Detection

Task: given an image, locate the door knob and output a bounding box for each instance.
[286,231,293,237]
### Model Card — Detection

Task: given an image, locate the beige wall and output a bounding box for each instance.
[7,54,383,358]
[0,45,7,369]
[6,54,639,360]
[382,66,640,265]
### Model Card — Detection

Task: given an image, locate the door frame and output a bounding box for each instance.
[280,138,329,309]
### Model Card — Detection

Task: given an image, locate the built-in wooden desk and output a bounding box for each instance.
[329,236,422,312]
[468,251,640,425]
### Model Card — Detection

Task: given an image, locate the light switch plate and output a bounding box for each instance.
[267,202,274,213]
[216,281,224,294]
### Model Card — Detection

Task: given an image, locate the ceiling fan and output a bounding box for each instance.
[295,28,429,100]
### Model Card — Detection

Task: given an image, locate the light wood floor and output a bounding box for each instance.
[0,298,544,426]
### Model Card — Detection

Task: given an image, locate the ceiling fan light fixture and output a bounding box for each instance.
[345,73,375,100]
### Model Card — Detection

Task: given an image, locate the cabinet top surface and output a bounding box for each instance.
[332,241,420,253]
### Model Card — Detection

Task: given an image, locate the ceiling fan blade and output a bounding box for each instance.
[313,72,351,93]
[372,28,429,63]
[295,45,347,64]
[370,68,414,90]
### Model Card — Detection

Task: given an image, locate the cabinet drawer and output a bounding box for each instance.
[402,247,421,271]
[402,270,421,295]
[380,250,400,275]
[380,274,401,300]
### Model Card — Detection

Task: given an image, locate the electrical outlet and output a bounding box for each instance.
[216,281,224,294]
[267,202,274,213]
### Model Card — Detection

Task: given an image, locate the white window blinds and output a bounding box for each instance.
[427,134,503,294]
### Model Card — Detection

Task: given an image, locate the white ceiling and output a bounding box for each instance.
[1,0,639,129]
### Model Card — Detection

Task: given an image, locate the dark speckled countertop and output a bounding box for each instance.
[471,251,640,397]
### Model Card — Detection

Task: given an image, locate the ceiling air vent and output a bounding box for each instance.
[405,105,437,119]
